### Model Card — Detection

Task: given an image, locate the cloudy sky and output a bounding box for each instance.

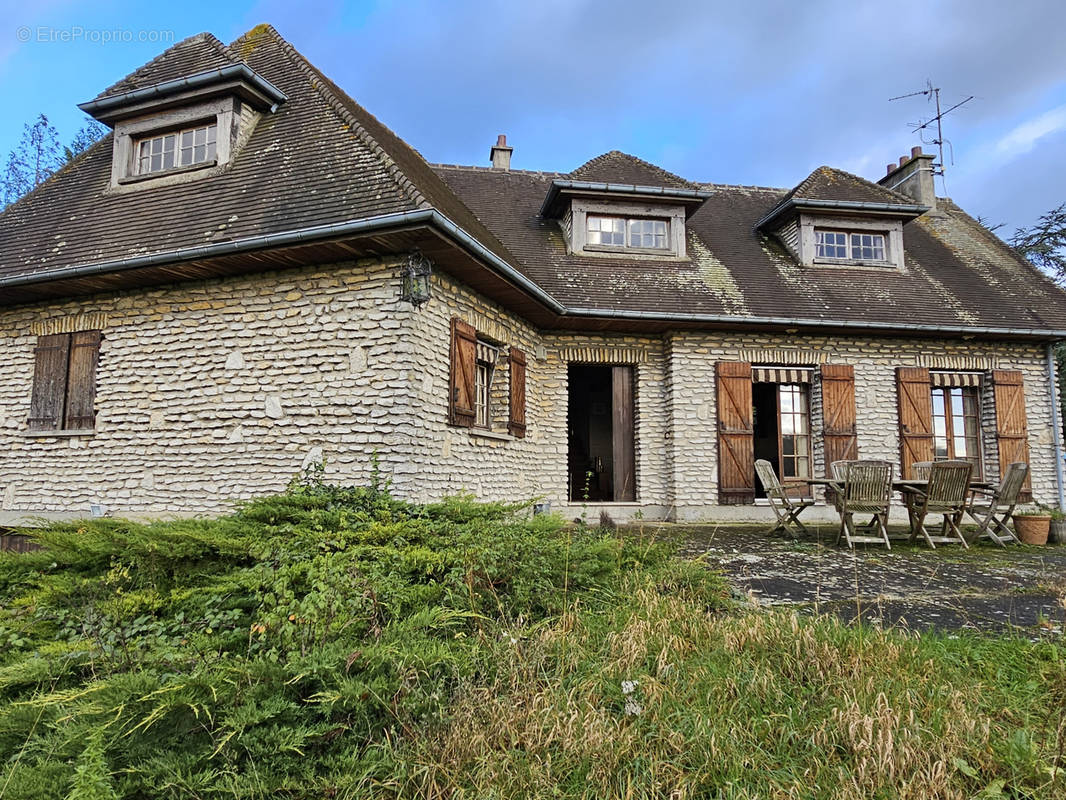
[2,0,1065,233]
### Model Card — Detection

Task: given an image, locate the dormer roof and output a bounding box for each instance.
[92,33,239,100]
[756,165,929,230]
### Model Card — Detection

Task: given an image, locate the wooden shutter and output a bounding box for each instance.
[992,370,1032,501]
[897,366,934,478]
[716,361,754,504]
[64,331,102,430]
[27,334,70,431]
[820,364,858,473]
[449,318,477,428]
[508,346,527,438]
[612,366,635,502]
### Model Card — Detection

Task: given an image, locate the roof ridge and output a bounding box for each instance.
[697,182,786,193]
[570,149,694,188]
[231,24,428,210]
[431,162,567,178]
[798,165,915,205]
[95,31,235,99]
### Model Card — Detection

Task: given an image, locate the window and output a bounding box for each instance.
[932,386,982,474]
[448,318,526,437]
[586,214,669,251]
[136,122,217,175]
[28,331,102,432]
[815,230,886,262]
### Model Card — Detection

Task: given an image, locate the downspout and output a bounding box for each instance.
[1048,343,1066,511]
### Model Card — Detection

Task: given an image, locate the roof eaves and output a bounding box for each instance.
[78,64,288,118]
[756,196,930,231]
[539,179,713,217]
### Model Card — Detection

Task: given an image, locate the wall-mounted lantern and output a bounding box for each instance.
[401,250,433,307]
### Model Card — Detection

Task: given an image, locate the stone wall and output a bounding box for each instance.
[0,258,421,518]
[0,258,1060,524]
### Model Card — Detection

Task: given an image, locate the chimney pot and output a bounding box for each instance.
[911,145,923,159]
[489,133,513,170]
[887,164,895,176]
[878,146,936,211]
[899,155,908,167]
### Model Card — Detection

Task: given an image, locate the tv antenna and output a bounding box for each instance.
[889,80,973,183]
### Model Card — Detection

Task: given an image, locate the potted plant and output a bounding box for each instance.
[1013,507,1052,545]
[1048,507,1066,545]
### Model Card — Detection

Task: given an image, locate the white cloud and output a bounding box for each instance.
[995,104,1066,155]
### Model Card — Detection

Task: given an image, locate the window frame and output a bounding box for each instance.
[814,228,888,264]
[798,214,905,269]
[931,385,984,476]
[776,383,812,481]
[585,214,670,252]
[569,199,687,258]
[135,121,218,176]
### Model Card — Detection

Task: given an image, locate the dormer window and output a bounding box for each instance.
[586,215,669,250]
[136,123,217,175]
[815,230,886,263]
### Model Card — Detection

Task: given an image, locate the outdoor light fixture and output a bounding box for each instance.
[401,249,433,307]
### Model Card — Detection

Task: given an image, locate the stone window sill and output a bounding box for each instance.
[117,158,218,185]
[18,429,96,438]
[469,428,515,442]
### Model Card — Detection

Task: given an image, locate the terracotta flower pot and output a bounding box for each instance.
[1013,515,1050,545]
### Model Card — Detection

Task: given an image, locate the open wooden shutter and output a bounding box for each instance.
[449,318,477,427]
[716,361,754,504]
[992,370,1032,501]
[897,366,934,478]
[27,334,70,431]
[612,366,635,501]
[821,364,858,473]
[508,346,527,438]
[64,331,102,430]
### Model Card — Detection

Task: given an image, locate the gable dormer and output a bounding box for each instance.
[77,33,286,190]
[757,165,929,270]
[541,152,711,259]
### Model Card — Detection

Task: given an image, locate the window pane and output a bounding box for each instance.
[181,131,194,148]
[587,215,625,246]
[815,230,847,259]
[206,124,217,144]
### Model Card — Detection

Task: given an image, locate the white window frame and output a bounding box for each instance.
[473,340,500,429]
[108,97,237,189]
[586,214,670,251]
[815,229,886,262]
[798,214,904,269]
[569,199,687,258]
[135,122,218,176]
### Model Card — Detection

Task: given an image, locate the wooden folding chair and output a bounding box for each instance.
[912,461,933,480]
[964,462,1028,546]
[909,460,973,548]
[755,459,814,539]
[835,460,893,549]
[828,460,857,512]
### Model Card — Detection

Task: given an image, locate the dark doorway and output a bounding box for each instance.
[568,365,635,502]
[752,382,779,498]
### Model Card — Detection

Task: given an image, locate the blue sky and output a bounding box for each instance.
[2,0,1065,234]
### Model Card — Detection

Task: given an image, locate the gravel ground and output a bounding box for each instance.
[631,522,1066,639]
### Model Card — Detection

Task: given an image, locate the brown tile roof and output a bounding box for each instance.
[434,163,1066,333]
[570,151,695,189]
[95,33,239,99]
[0,24,516,283]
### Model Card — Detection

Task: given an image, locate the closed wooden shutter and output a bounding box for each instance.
[28,334,71,431]
[449,318,477,427]
[717,361,754,504]
[64,331,102,430]
[897,366,934,478]
[820,364,858,473]
[508,346,527,438]
[992,370,1032,501]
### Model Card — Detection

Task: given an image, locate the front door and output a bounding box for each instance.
[567,364,635,502]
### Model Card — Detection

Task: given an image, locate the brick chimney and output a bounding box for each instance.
[878,145,935,211]
[489,134,513,170]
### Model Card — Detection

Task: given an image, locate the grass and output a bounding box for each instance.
[0,475,1062,799]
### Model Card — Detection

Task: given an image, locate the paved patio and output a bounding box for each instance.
[642,523,1066,639]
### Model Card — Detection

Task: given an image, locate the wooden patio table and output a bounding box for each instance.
[788,476,994,541]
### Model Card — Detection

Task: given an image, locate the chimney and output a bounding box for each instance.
[878,145,935,211]
[489,134,513,170]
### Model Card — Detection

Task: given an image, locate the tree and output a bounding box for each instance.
[2,114,108,208]
[2,114,63,206]
[1009,201,1066,283]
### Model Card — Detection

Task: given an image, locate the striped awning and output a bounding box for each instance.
[930,371,982,388]
[476,341,500,364]
[752,367,812,384]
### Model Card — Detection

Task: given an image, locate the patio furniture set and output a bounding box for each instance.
[754,459,1030,550]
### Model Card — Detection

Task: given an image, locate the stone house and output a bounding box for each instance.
[2,25,1065,524]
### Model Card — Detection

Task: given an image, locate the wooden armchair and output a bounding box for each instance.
[909,460,973,548]
[912,461,933,480]
[755,459,814,539]
[835,460,893,549]
[964,462,1028,546]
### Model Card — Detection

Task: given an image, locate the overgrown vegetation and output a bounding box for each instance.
[0,474,1062,798]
